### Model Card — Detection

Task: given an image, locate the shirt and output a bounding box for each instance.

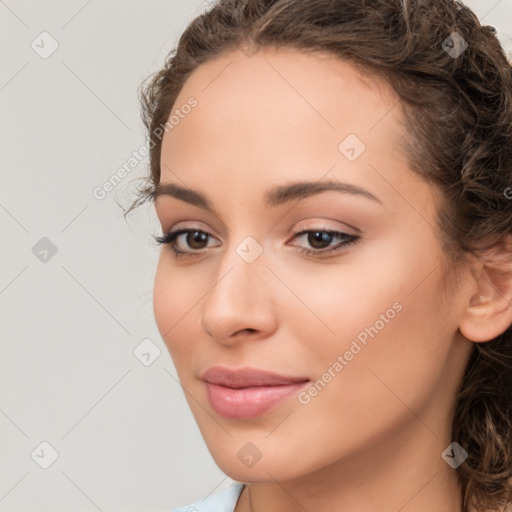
[170,482,246,512]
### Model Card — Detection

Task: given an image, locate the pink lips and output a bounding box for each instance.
[200,366,310,419]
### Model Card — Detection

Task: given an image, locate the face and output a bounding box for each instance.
[153,47,474,484]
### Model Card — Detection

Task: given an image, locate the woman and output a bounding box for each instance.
[125,0,512,510]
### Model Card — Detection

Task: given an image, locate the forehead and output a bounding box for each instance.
[172,47,399,127]
[160,46,409,197]
[179,45,395,101]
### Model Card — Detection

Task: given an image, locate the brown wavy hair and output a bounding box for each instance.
[125,0,512,510]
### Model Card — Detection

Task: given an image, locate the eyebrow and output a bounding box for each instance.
[152,179,382,211]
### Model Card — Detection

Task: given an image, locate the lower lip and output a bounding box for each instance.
[205,381,310,419]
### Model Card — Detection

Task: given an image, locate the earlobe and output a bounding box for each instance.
[458,236,512,343]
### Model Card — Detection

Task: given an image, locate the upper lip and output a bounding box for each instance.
[200,366,310,389]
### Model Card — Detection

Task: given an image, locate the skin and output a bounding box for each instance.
[153,47,512,512]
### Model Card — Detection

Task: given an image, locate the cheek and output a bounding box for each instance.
[284,236,453,404]
[271,242,416,351]
[153,255,197,361]
[279,276,451,468]
[153,257,173,339]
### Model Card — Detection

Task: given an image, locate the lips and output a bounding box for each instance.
[205,382,309,419]
[200,366,310,388]
[200,366,311,419]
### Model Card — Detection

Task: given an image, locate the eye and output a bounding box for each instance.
[153,227,360,259]
[289,229,360,257]
[153,228,220,258]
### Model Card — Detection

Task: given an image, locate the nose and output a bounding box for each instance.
[200,243,278,344]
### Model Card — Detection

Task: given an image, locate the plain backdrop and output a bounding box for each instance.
[1,1,511,511]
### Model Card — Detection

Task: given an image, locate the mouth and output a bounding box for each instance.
[200,366,310,419]
[204,381,310,419]
[200,365,310,388]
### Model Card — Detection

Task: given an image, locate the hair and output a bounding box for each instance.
[125,0,512,510]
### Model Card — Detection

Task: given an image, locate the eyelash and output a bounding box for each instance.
[153,228,360,259]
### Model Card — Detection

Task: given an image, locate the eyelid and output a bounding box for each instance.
[158,210,228,238]
[290,220,358,237]
[162,221,216,237]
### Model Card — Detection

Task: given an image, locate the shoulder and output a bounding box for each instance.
[169,482,245,512]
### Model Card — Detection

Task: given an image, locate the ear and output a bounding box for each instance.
[459,235,512,343]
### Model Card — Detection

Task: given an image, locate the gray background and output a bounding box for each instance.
[1,1,511,511]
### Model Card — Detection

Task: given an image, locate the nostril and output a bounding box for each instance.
[237,328,257,335]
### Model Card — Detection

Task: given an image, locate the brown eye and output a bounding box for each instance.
[186,230,209,249]
[153,228,221,258]
[289,229,360,258]
[308,231,335,249]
